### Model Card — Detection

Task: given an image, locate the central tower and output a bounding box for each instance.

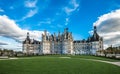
[62,28,73,54]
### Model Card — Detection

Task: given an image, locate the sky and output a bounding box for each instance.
[0,0,120,51]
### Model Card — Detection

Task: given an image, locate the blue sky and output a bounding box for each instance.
[0,0,120,51]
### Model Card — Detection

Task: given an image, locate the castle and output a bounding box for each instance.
[23,26,103,55]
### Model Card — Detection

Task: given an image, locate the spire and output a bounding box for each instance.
[65,28,68,33]
[66,28,68,30]
[93,26,97,40]
[58,31,61,41]
[70,32,73,40]
[27,32,30,39]
[58,31,60,36]
[44,30,47,36]
[94,26,97,33]
[42,30,47,41]
[54,32,56,41]
[24,32,31,44]
[91,26,100,41]
[54,32,56,36]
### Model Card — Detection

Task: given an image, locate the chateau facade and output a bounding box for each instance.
[23,26,103,55]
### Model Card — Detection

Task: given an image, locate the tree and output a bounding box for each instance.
[0,49,2,56]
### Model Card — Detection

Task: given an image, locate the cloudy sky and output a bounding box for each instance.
[0,0,120,51]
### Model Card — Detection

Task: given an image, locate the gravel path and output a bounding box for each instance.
[82,59,120,67]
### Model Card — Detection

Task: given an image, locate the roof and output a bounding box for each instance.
[90,26,100,41]
[73,40,86,43]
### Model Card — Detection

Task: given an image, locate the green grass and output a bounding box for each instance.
[19,55,120,62]
[0,56,120,74]
[70,55,120,62]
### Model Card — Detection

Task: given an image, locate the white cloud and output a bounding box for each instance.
[37,18,54,26]
[93,9,120,49]
[64,0,79,15]
[63,0,79,26]
[24,0,37,8]
[0,8,4,12]
[0,41,8,45]
[19,0,38,20]
[22,9,38,20]
[0,15,44,50]
[0,36,22,51]
[39,20,51,25]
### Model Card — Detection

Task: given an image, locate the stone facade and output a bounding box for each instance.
[23,32,41,55]
[23,26,103,55]
[73,26,103,55]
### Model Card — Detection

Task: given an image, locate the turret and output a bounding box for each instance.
[54,33,56,41]
[58,31,61,41]
[42,30,47,41]
[91,26,100,41]
[44,30,47,36]
[94,26,97,33]
[64,28,69,39]
[64,28,68,35]
[23,32,31,44]
[27,32,30,40]
[69,32,73,41]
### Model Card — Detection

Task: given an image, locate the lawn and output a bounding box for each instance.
[0,56,120,74]
[70,55,120,62]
